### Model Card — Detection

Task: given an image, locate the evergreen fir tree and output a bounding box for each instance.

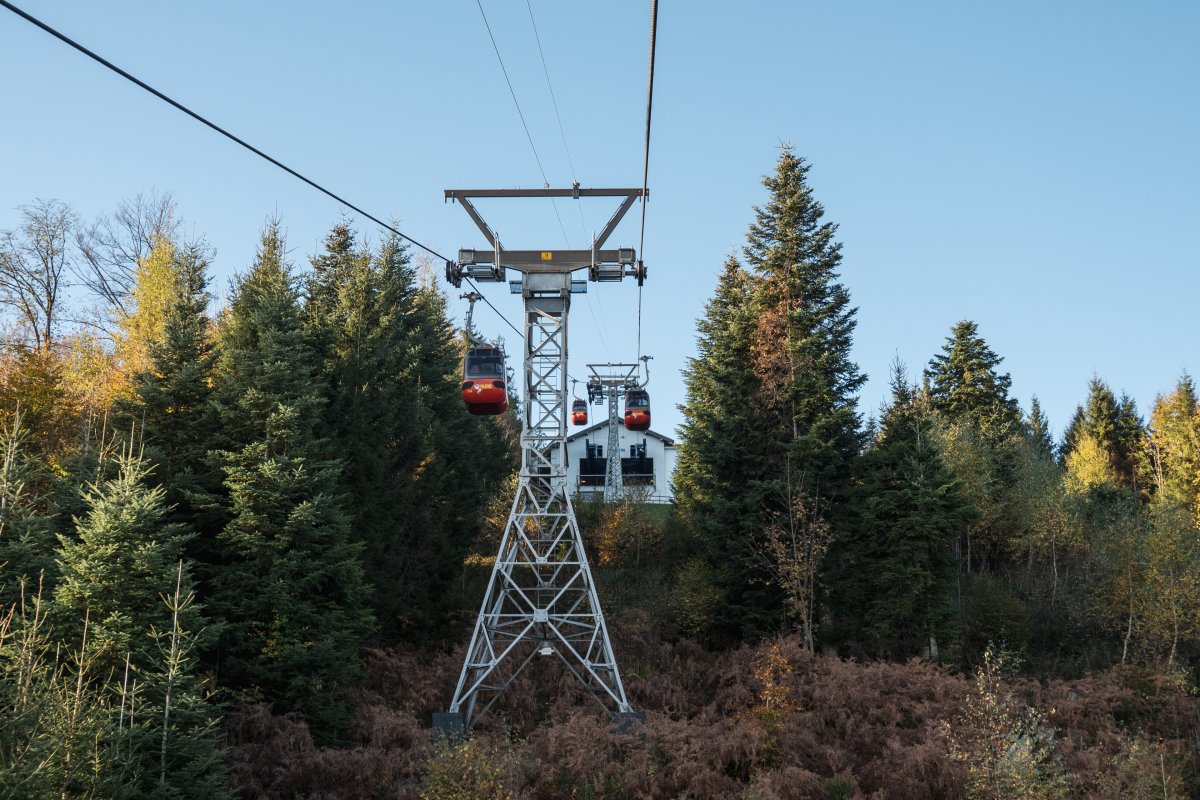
[0,586,130,797]
[305,226,423,638]
[42,466,225,800]
[1064,377,1145,493]
[924,320,1021,442]
[305,224,514,638]
[52,445,200,672]
[1114,392,1146,493]
[118,243,224,567]
[402,275,515,633]
[128,563,229,800]
[922,320,1031,574]
[731,148,864,638]
[208,221,373,738]
[0,409,55,609]
[746,147,865,510]
[674,257,771,640]
[837,364,973,658]
[1025,396,1054,460]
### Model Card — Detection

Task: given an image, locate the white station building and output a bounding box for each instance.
[565,419,678,503]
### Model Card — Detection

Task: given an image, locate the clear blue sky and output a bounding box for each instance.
[3,1,1198,442]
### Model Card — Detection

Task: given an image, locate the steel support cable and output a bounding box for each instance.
[524,0,612,359]
[474,0,572,249]
[0,0,456,267]
[636,0,659,364]
[0,0,532,346]
[524,0,587,242]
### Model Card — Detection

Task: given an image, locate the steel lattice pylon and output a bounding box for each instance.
[604,390,623,502]
[439,187,647,732]
[585,362,643,504]
[449,282,629,726]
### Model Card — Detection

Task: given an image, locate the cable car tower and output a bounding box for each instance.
[438,187,647,732]
[586,356,651,503]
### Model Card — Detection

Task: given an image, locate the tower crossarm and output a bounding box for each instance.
[443,188,647,286]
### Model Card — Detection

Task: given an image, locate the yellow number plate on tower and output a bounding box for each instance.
[540,251,553,261]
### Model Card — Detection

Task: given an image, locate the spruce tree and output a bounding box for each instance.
[402,276,515,633]
[0,587,130,797]
[1063,377,1145,493]
[118,243,224,564]
[924,320,1020,442]
[52,445,200,672]
[208,222,372,738]
[304,224,513,638]
[0,410,55,609]
[746,147,865,511]
[923,320,1030,573]
[128,563,229,800]
[837,364,973,658]
[1026,396,1054,460]
[674,257,771,640]
[304,225,423,638]
[739,148,865,638]
[49,456,226,800]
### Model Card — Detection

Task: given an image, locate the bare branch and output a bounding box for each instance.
[73,191,180,319]
[0,199,76,350]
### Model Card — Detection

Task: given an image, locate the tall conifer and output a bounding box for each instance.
[1026,396,1055,459]
[925,320,1020,442]
[402,276,514,632]
[746,149,865,639]
[679,148,864,639]
[53,447,199,671]
[305,225,512,638]
[839,364,973,658]
[1062,377,1145,493]
[119,243,223,561]
[209,222,372,738]
[50,451,227,799]
[674,257,769,639]
[746,147,865,509]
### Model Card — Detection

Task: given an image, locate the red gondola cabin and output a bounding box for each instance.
[624,389,650,431]
[461,345,509,416]
[571,399,588,426]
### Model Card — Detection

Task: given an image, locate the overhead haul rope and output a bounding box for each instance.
[636,0,659,367]
[524,0,615,360]
[525,0,586,241]
[0,0,529,344]
[473,1,590,383]
[474,0,571,250]
[0,0,452,265]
